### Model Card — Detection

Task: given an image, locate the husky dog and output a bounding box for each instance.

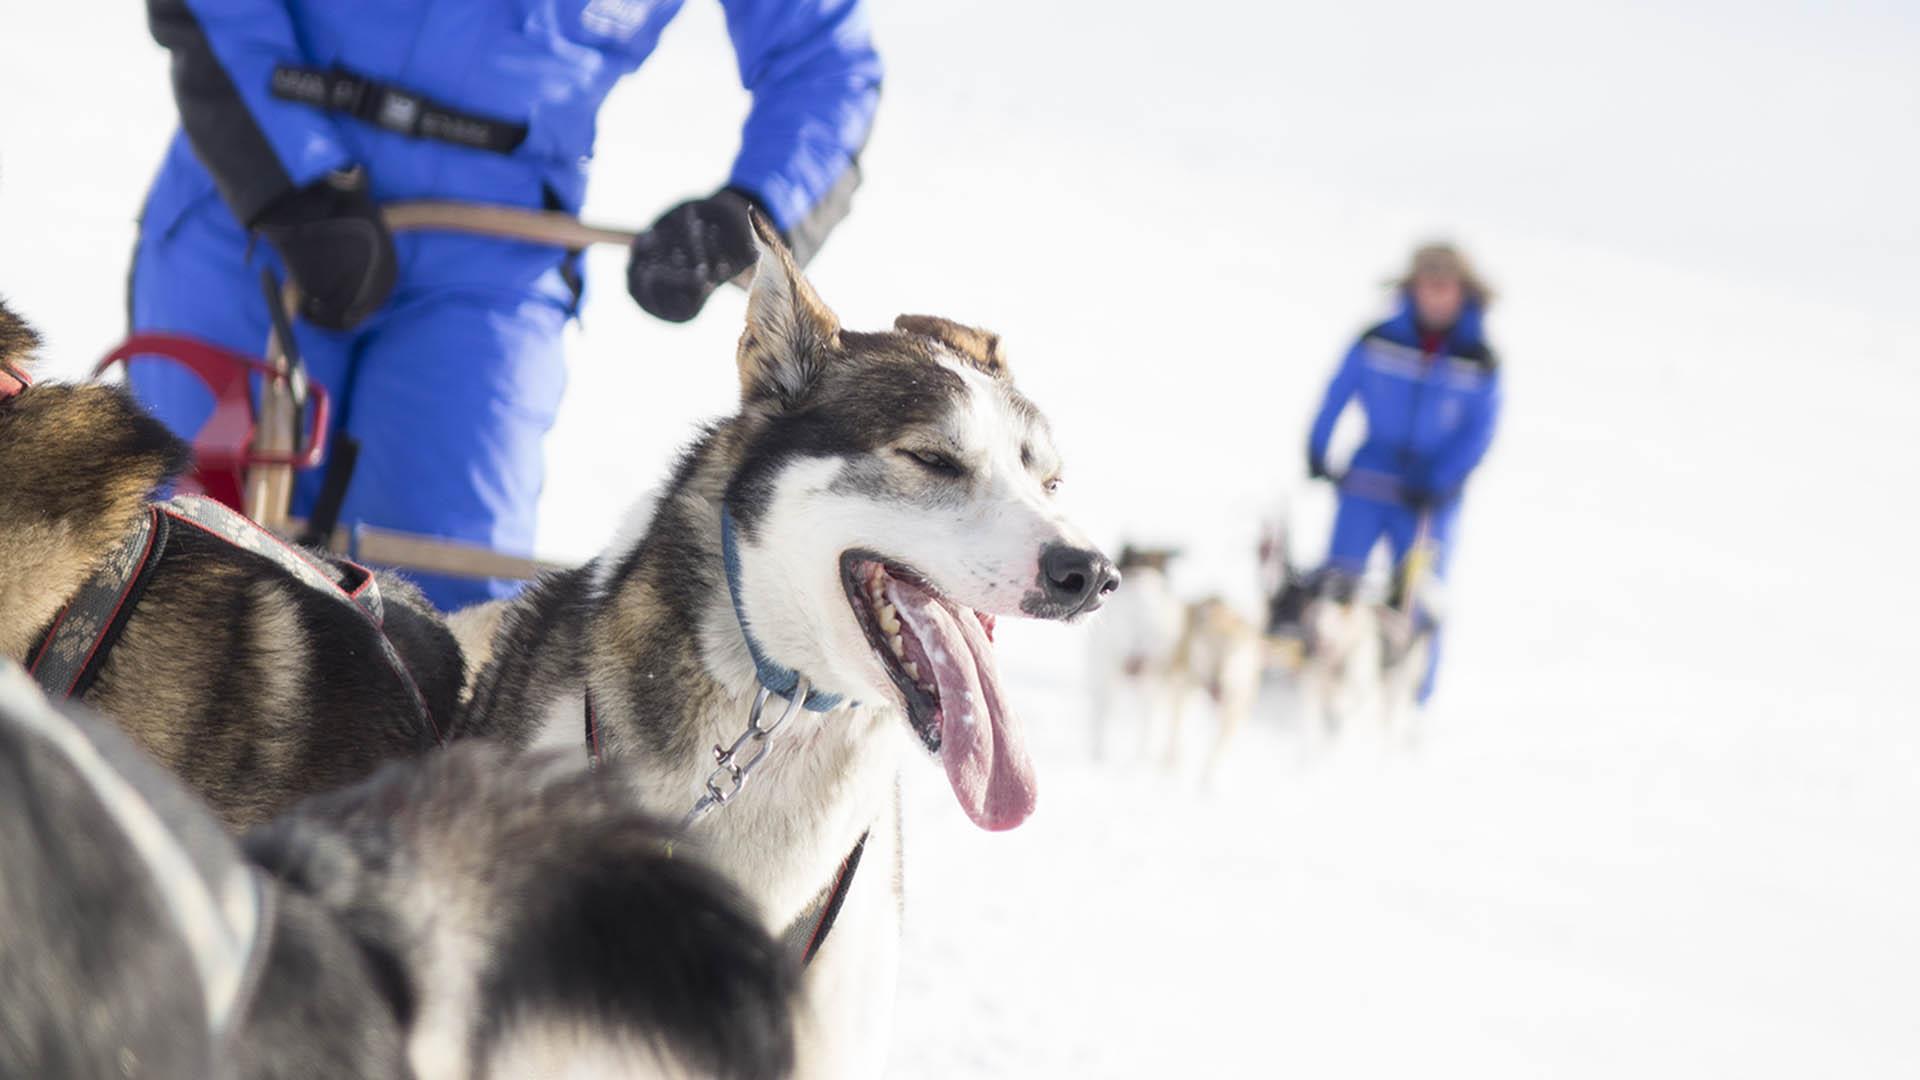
[1084,545,1187,760]
[1163,596,1271,782]
[0,660,798,1080]
[0,300,462,828]
[457,217,1119,1076]
[1291,571,1383,742]
[1260,519,1381,743]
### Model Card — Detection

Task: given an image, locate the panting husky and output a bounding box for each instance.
[455,215,1119,1076]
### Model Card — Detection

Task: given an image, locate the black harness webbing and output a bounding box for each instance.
[793,832,868,967]
[27,507,169,701]
[270,65,528,154]
[28,495,441,748]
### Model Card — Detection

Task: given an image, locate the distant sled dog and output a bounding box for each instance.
[1263,518,1432,745]
[1085,546,1272,782]
[0,660,798,1080]
[1084,545,1186,761]
[453,214,1119,1077]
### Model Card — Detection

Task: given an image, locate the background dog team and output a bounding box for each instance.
[4,1,1913,1077]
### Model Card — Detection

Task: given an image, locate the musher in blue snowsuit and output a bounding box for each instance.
[1306,243,1502,703]
[131,0,882,609]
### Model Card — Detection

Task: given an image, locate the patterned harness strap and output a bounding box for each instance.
[29,495,441,749]
[156,495,440,748]
[28,507,168,700]
[158,495,386,623]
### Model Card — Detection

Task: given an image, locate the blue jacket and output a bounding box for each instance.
[143,0,881,280]
[1307,297,1502,503]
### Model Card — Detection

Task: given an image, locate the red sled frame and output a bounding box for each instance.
[95,332,329,513]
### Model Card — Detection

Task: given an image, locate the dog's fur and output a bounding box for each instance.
[455,219,1114,1077]
[0,661,798,1080]
[0,299,463,828]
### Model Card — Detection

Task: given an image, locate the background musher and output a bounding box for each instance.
[129,0,883,609]
[1304,243,1503,704]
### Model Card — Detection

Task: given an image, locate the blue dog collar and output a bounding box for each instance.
[719,505,845,713]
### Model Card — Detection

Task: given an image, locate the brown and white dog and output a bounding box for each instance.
[0,300,462,829]
[1084,545,1187,761]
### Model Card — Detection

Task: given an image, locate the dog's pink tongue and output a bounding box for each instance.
[894,591,1037,830]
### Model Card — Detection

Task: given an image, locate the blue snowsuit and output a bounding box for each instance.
[1307,297,1502,702]
[131,0,882,609]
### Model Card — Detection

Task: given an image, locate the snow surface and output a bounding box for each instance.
[3,1,1917,1075]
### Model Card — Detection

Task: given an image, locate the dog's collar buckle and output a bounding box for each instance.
[586,678,812,830]
[680,679,809,830]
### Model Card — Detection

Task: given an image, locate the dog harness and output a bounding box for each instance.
[27,495,441,748]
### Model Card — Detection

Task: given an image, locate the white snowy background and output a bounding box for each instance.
[3,1,1918,1075]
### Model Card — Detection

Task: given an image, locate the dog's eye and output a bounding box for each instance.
[900,448,964,477]
[1043,476,1063,495]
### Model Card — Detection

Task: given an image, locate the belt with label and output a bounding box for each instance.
[270,65,527,154]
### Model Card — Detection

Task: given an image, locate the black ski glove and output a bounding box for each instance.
[1400,484,1439,512]
[627,188,762,324]
[251,167,396,331]
[1307,447,1333,483]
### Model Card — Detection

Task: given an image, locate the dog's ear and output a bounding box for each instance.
[893,315,1011,381]
[737,211,841,409]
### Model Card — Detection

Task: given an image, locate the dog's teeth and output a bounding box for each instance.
[877,603,900,633]
[904,660,920,680]
[889,633,906,658]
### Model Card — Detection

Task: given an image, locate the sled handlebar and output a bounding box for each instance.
[380,201,638,250]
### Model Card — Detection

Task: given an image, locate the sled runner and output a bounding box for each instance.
[98,201,638,583]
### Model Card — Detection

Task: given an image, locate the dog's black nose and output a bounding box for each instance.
[1040,545,1121,615]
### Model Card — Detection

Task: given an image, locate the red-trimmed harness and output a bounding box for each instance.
[27,494,441,750]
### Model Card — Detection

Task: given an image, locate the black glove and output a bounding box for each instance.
[1307,453,1333,483]
[1400,484,1438,512]
[627,188,761,323]
[251,167,396,331]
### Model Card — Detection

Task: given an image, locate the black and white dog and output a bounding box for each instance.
[0,660,798,1079]
[453,216,1119,1075]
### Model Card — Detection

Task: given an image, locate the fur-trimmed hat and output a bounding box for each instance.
[1394,242,1494,308]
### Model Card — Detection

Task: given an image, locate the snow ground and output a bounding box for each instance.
[3,1,1918,1076]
